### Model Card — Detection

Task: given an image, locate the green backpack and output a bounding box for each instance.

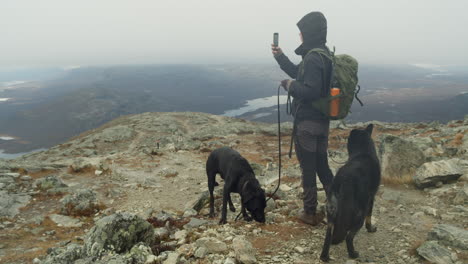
[298,47,363,120]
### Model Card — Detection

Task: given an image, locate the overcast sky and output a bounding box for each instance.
[1,0,467,68]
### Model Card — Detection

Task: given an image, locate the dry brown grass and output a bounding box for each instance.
[452,133,465,146]
[0,217,91,263]
[408,239,425,256]
[67,165,98,174]
[381,174,414,186]
[62,202,106,217]
[458,251,468,261]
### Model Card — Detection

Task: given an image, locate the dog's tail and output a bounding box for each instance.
[331,185,355,245]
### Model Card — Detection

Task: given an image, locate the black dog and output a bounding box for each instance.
[320,124,381,261]
[206,147,266,224]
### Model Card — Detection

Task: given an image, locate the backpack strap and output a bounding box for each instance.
[355,85,364,106]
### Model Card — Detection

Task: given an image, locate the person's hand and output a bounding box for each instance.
[271,44,283,56]
[281,79,292,91]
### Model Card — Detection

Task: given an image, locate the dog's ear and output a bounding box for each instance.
[349,129,358,138]
[365,124,374,135]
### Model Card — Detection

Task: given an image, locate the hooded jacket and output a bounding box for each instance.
[275,12,332,121]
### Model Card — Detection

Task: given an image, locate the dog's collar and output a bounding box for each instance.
[242,180,250,193]
[241,180,253,205]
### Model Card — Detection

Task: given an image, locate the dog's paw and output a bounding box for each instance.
[319,254,330,262]
[348,250,359,259]
[209,211,215,218]
[243,215,253,222]
[366,224,377,233]
[218,218,227,225]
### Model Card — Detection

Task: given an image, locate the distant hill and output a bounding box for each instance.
[0,63,467,153]
[0,65,284,152]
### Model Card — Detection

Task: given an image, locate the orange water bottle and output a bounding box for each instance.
[330,88,340,117]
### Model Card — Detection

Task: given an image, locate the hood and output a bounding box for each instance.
[295,12,327,56]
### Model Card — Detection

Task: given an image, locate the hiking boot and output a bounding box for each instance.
[298,210,325,226]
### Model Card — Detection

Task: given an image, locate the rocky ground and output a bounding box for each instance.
[0,112,467,264]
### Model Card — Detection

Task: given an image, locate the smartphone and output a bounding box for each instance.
[273,33,279,47]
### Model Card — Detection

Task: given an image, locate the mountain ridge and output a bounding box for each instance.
[0,111,467,263]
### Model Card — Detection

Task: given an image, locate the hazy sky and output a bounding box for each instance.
[1,0,467,68]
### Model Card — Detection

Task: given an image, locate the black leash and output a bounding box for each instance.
[267,84,283,202]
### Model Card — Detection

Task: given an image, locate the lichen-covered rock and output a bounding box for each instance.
[378,134,425,179]
[427,224,468,250]
[413,159,463,188]
[416,241,456,264]
[35,175,68,194]
[84,212,155,257]
[125,243,154,264]
[42,244,85,264]
[60,189,100,216]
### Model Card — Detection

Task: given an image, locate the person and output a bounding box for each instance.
[272,11,334,225]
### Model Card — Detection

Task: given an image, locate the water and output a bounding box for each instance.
[0,135,46,159]
[223,95,288,117]
[0,148,47,160]
[1,80,27,87]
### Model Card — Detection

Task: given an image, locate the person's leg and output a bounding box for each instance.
[316,138,333,197]
[295,138,318,214]
[295,138,325,225]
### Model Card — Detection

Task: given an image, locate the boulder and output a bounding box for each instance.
[69,158,101,172]
[265,198,276,212]
[378,134,425,179]
[125,243,154,264]
[184,217,208,229]
[60,189,100,216]
[84,212,154,257]
[0,191,31,218]
[427,224,468,250]
[42,244,85,264]
[232,236,257,264]
[163,252,181,264]
[49,214,83,227]
[416,241,456,264]
[413,159,463,188]
[195,237,228,254]
[187,191,209,212]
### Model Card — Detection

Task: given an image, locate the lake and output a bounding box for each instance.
[223,95,288,117]
[0,148,47,160]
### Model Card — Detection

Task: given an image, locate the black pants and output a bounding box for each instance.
[294,120,334,214]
